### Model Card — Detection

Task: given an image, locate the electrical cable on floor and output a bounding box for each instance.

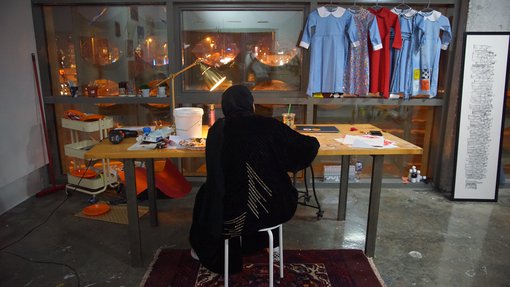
[2,250,82,287]
[0,159,94,287]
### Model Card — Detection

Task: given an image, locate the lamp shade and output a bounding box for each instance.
[199,62,226,91]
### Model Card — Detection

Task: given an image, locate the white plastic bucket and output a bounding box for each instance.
[173,107,204,139]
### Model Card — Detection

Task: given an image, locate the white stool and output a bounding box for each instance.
[224,224,284,287]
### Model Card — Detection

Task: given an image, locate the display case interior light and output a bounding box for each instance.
[141,36,169,66]
[80,36,120,66]
[191,35,239,67]
[255,44,299,67]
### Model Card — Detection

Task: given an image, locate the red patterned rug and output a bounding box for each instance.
[141,249,385,287]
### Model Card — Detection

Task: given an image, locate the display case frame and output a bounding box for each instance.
[31,0,463,187]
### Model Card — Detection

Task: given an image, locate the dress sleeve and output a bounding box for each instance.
[347,13,360,47]
[440,16,452,50]
[391,13,403,49]
[299,12,316,49]
[413,14,425,52]
[369,14,383,50]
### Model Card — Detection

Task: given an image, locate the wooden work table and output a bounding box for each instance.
[85,124,422,267]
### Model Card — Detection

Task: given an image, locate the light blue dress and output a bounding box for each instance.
[412,10,452,97]
[390,8,418,99]
[300,6,360,96]
[344,8,382,96]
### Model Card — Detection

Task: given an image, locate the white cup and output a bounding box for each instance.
[141,89,150,97]
[158,86,166,97]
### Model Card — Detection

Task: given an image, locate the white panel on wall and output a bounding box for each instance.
[0,0,47,189]
[467,0,510,32]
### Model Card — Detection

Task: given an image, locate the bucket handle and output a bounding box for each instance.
[177,118,201,132]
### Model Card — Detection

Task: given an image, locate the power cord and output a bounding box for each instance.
[0,159,95,287]
[2,250,81,285]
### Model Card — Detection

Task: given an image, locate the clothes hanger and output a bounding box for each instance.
[420,0,433,13]
[372,0,382,10]
[323,0,339,12]
[348,0,362,12]
[394,0,412,12]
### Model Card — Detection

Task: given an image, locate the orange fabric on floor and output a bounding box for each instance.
[118,167,149,195]
[154,159,192,199]
[118,159,191,198]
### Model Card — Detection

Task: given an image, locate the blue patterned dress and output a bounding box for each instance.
[389,8,418,99]
[300,6,360,96]
[412,10,452,97]
[344,8,382,96]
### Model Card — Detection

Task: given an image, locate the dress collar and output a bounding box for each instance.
[317,6,346,18]
[419,10,441,21]
[391,7,417,18]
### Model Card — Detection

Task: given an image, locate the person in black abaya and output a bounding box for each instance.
[189,85,320,274]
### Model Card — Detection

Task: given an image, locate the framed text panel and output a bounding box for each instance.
[453,32,510,201]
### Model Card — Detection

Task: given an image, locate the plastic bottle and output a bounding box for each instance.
[417,170,422,182]
[355,160,363,181]
[411,168,417,183]
[208,104,216,126]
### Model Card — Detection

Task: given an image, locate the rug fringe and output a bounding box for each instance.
[139,246,165,287]
[368,257,387,287]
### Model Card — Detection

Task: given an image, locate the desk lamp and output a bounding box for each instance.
[156,58,226,123]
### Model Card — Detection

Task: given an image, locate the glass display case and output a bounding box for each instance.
[181,10,304,92]
[44,5,169,98]
[35,1,459,181]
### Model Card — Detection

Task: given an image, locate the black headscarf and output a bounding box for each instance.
[221,85,254,118]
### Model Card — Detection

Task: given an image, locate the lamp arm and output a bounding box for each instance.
[155,59,201,87]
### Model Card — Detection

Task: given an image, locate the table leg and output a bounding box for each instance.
[337,155,350,221]
[124,159,143,267]
[145,159,158,227]
[365,155,384,257]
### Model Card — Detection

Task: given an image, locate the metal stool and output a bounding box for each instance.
[224,224,284,287]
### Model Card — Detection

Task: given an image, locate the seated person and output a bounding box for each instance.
[189,85,320,274]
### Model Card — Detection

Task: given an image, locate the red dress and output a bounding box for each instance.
[368,7,402,98]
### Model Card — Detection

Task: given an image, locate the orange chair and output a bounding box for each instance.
[118,159,192,198]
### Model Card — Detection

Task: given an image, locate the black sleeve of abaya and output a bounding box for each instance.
[278,122,320,173]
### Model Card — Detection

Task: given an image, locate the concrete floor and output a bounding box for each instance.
[0,183,509,287]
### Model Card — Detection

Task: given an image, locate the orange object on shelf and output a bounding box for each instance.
[93,161,124,172]
[83,203,111,216]
[81,114,105,122]
[63,109,105,121]
[70,168,97,179]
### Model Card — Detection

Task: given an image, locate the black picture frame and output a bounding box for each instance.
[130,6,138,21]
[452,32,510,201]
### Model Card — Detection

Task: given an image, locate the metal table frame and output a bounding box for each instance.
[86,124,422,267]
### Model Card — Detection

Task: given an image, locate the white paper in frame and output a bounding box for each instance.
[453,32,510,201]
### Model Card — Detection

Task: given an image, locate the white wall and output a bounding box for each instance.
[0,0,47,214]
[467,0,510,32]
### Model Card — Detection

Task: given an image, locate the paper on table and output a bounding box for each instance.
[352,138,377,148]
[341,135,383,146]
[128,142,157,150]
[338,134,396,148]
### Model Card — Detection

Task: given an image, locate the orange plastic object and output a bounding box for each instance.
[64,109,86,120]
[70,168,97,179]
[93,161,124,171]
[83,203,111,216]
[63,109,105,121]
[154,159,192,198]
[118,167,149,195]
[118,159,192,198]
[81,114,105,122]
